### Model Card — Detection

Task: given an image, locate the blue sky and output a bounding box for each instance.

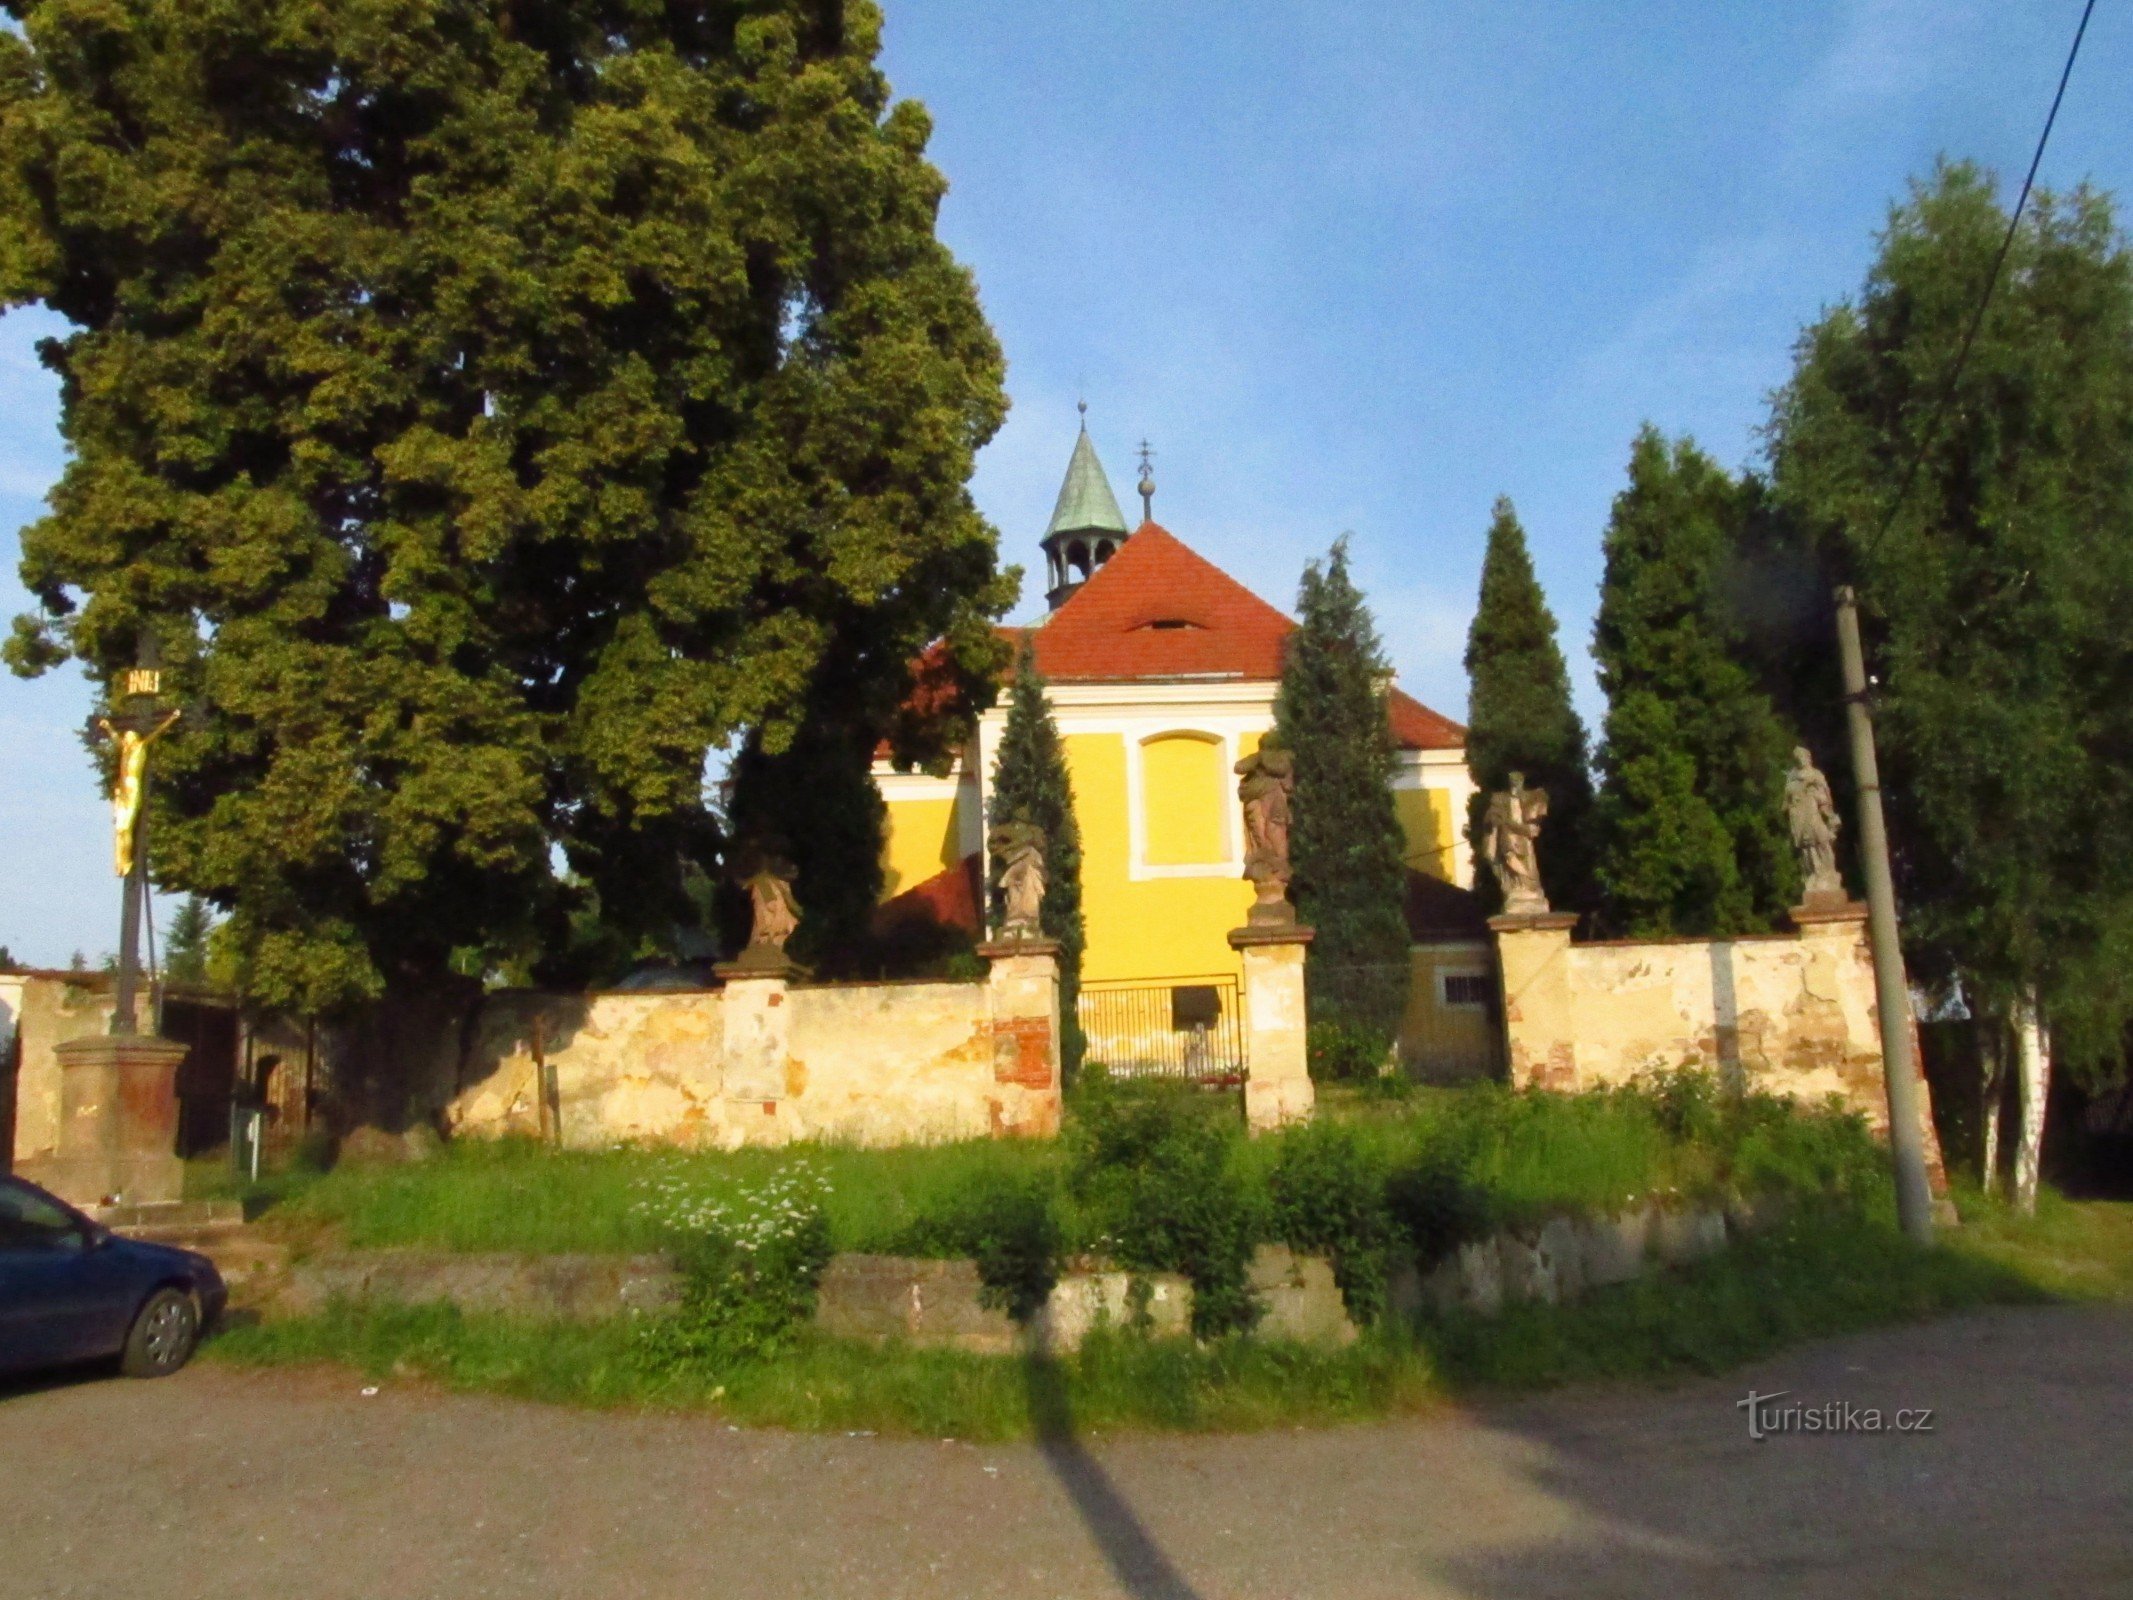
[3,1,2127,967]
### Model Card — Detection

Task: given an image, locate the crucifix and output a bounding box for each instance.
[87,631,182,1036]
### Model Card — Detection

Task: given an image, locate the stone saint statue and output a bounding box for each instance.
[1235,740,1297,923]
[1483,772,1551,915]
[736,847,800,959]
[96,708,180,878]
[988,819,1048,940]
[1784,746,1845,903]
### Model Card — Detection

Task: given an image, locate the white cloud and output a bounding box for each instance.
[1793,0,1989,120]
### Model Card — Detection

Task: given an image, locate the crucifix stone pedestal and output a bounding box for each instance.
[22,1033,189,1208]
[27,630,195,1210]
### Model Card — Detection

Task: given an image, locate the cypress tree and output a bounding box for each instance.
[1275,539,1410,1040]
[1462,497,1597,916]
[162,895,213,986]
[1592,428,1799,936]
[988,639,1085,1055]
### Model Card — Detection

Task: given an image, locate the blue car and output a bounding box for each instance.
[0,1174,226,1380]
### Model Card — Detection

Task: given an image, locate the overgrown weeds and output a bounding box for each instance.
[210,1197,2094,1438]
[237,1068,1898,1354]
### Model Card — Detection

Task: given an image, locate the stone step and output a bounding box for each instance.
[101,1203,292,1294]
[92,1211,245,1237]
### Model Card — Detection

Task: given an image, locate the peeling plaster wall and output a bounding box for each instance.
[784,982,1000,1144]
[444,968,1057,1150]
[1496,913,1909,1137]
[6,974,117,1168]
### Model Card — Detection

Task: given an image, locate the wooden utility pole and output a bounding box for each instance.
[1834,587,1935,1244]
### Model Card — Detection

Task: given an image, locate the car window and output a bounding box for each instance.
[0,1181,86,1252]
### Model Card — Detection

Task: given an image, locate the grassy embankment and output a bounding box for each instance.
[202,1084,2131,1439]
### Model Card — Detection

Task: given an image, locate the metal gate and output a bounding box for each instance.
[1076,976,1247,1084]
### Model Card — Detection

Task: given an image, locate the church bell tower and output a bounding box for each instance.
[1042,406,1132,610]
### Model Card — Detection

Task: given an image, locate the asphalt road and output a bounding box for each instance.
[4,1303,2130,1600]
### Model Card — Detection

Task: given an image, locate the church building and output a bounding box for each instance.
[874,425,1492,1071]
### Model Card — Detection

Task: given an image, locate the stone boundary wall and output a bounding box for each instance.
[276,1199,1761,1352]
[1491,905,1931,1144]
[441,947,1062,1151]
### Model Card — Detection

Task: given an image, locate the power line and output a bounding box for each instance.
[1863,0,2099,559]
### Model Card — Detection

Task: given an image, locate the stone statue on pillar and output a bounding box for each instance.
[1483,773,1551,916]
[1235,739,1297,927]
[734,844,800,966]
[1785,746,1846,905]
[988,818,1048,940]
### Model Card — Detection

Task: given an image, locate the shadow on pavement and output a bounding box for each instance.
[1024,1355,1206,1600]
[0,1356,120,1405]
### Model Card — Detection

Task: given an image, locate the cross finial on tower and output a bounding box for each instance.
[1136,439,1155,522]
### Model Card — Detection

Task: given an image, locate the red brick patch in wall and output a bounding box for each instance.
[991,1016,1054,1089]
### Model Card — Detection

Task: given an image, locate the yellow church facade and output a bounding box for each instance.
[873,430,1482,1016]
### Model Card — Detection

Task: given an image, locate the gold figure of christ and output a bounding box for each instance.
[97,710,180,877]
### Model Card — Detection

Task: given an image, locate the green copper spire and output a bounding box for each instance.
[1041,407,1134,609]
[1045,416,1129,538]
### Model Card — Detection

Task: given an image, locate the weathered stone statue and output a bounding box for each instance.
[1235,739,1297,924]
[736,846,800,961]
[1483,772,1551,915]
[1784,746,1845,903]
[988,818,1048,940]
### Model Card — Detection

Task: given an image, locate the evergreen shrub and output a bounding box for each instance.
[1269,1124,1398,1324]
[1068,1082,1263,1337]
[1307,1019,1394,1083]
[895,1171,1064,1322]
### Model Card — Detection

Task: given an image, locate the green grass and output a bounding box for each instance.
[206,1198,2126,1439]
[1944,1185,2133,1299]
[239,1079,1857,1259]
[1428,1201,2050,1390]
[207,1305,1442,1439]
[252,1137,1072,1257]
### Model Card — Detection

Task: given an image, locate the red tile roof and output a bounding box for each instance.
[1022,522,1465,752]
[1387,687,1466,752]
[872,853,983,937]
[1028,522,1296,682]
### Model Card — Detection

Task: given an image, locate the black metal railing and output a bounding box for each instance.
[1076,976,1247,1083]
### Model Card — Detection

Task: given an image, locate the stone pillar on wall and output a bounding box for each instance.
[1229,925,1315,1133]
[977,938,1063,1138]
[1489,911,1581,1092]
[20,1033,189,1208]
[714,957,796,1135]
[1789,900,1948,1193]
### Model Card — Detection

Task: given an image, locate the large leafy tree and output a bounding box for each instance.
[987,637,1085,1053]
[1275,538,1409,1041]
[1,1,1009,1018]
[1768,164,2133,1209]
[1591,428,1799,936]
[1462,496,1596,917]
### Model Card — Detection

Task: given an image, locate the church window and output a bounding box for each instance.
[1140,732,1228,866]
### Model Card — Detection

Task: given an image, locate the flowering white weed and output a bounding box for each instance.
[631,1157,832,1253]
